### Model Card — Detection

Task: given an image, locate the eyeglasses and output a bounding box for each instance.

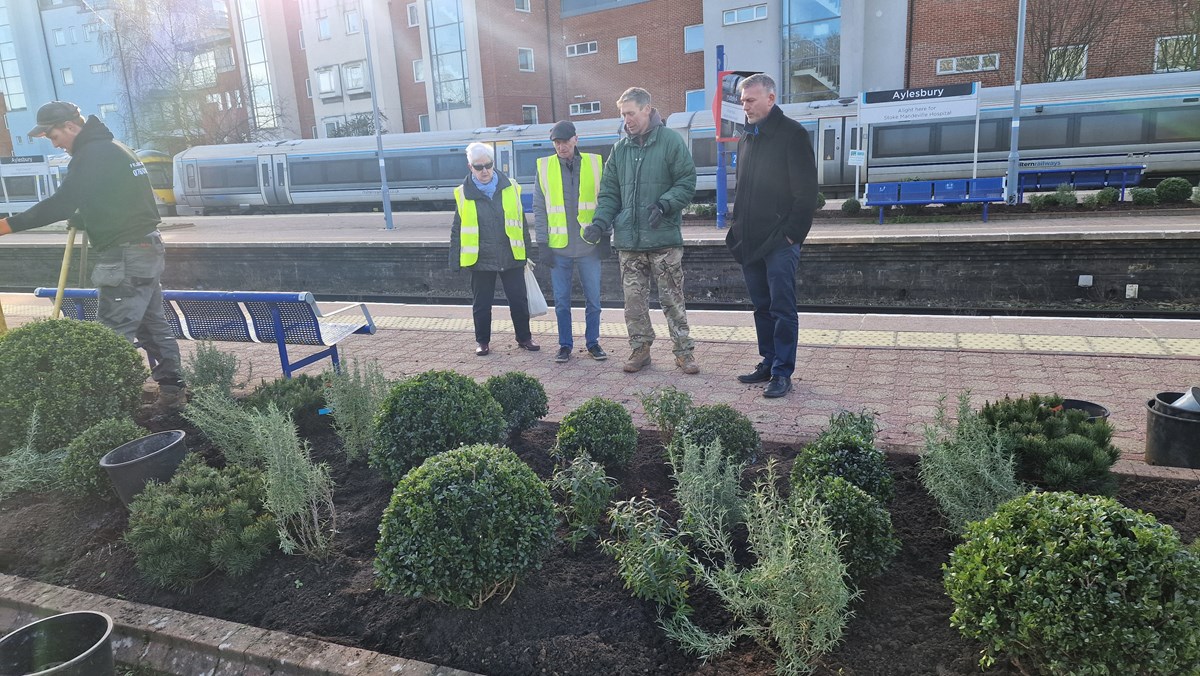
[471,161,494,171]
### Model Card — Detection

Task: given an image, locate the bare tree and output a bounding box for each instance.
[1024,0,1120,82]
[1156,0,1200,72]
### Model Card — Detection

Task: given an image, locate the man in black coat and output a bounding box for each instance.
[725,74,818,398]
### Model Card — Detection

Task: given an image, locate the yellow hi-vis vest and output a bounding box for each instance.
[536,153,602,249]
[454,182,525,267]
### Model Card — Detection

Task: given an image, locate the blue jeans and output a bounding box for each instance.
[550,253,602,349]
[741,244,800,378]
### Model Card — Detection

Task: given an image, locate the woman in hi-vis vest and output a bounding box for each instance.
[449,142,540,356]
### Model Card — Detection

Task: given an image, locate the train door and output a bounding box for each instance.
[257,153,292,206]
[178,159,200,206]
[493,140,514,178]
[817,117,845,189]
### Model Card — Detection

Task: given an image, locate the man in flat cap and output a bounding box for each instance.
[533,120,609,364]
[0,101,187,411]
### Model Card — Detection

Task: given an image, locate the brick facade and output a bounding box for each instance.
[391,2,428,133]
[909,0,1197,88]
[282,1,315,138]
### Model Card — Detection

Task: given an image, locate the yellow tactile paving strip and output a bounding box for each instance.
[4,303,1198,357]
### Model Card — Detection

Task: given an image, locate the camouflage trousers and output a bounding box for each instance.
[618,247,694,356]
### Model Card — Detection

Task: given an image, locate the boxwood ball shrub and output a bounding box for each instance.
[0,319,147,454]
[370,370,506,482]
[375,443,556,609]
[945,491,1200,674]
[484,371,549,435]
[804,475,900,581]
[1155,176,1194,203]
[1094,186,1119,206]
[791,432,894,504]
[61,418,146,499]
[672,404,760,465]
[243,374,329,437]
[1130,187,1159,206]
[125,455,277,590]
[840,198,862,215]
[554,397,637,468]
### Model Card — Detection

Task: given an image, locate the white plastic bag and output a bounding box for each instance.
[525,265,548,317]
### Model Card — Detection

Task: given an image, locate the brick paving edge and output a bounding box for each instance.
[0,573,481,676]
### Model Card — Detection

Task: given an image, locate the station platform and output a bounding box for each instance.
[3,293,1197,482]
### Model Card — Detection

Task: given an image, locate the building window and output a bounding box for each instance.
[685,89,705,112]
[68,27,78,43]
[407,3,419,26]
[344,61,365,90]
[684,24,703,53]
[518,47,535,72]
[84,23,99,41]
[98,103,117,119]
[1154,35,1198,73]
[426,0,470,111]
[723,4,767,25]
[413,59,425,82]
[345,9,361,34]
[522,105,538,124]
[299,29,305,49]
[566,41,597,57]
[418,114,430,131]
[317,16,331,40]
[570,101,601,115]
[936,53,1000,75]
[515,0,531,11]
[90,63,111,74]
[305,78,312,98]
[61,68,73,85]
[323,116,345,137]
[1047,44,1088,81]
[53,29,66,46]
[617,36,637,63]
[311,125,318,137]
[316,66,340,95]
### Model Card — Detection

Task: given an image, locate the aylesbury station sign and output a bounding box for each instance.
[857,82,979,125]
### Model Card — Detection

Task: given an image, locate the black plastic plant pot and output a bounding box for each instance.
[0,610,114,676]
[99,430,188,508]
[1145,399,1200,469]
[1059,398,1110,421]
[1153,391,1200,422]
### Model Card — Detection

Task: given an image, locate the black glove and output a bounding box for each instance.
[542,247,557,270]
[582,221,606,245]
[646,201,666,229]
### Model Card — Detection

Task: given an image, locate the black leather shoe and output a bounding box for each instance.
[555,346,571,363]
[737,362,772,384]
[763,375,792,398]
[518,338,541,351]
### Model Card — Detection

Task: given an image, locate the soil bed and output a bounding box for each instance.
[1,412,1197,676]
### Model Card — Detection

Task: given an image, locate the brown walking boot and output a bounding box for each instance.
[156,384,189,413]
[623,346,652,373]
[675,353,699,375]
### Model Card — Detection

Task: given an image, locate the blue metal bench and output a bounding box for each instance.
[1016,164,1145,201]
[33,288,376,378]
[865,176,1007,224]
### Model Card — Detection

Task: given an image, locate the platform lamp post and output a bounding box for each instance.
[715,44,728,230]
[363,13,395,230]
[1004,0,1028,205]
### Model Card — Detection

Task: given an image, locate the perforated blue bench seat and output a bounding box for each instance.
[34,288,376,378]
[865,176,1007,224]
[1016,164,1145,201]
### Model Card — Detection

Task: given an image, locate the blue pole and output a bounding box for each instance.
[715,45,727,230]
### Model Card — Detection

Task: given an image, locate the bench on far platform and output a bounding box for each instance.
[865,176,1007,224]
[33,288,376,378]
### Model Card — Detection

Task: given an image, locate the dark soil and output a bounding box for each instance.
[1,411,1198,676]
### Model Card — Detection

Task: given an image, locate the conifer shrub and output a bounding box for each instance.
[1155,176,1194,203]
[125,455,276,590]
[374,443,556,609]
[945,491,1200,674]
[323,358,389,461]
[554,397,637,468]
[484,371,549,436]
[1053,183,1077,207]
[791,411,893,503]
[243,374,328,437]
[180,340,240,397]
[815,192,827,209]
[803,475,899,580]
[639,385,694,442]
[370,370,506,482]
[980,393,1119,494]
[61,418,146,499]
[671,404,760,466]
[1094,186,1119,206]
[1130,187,1159,206]
[549,455,617,550]
[0,319,146,454]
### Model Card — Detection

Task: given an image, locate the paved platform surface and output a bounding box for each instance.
[4,293,1197,481]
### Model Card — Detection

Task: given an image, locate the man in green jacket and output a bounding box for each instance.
[586,87,698,374]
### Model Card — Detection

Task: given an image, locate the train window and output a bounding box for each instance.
[289,160,325,186]
[690,137,734,170]
[937,119,1005,154]
[1017,116,1069,150]
[145,164,171,190]
[514,147,545,179]
[435,155,466,181]
[1152,109,1200,142]
[324,159,364,184]
[822,129,836,161]
[226,164,257,188]
[393,155,434,182]
[1078,111,1144,146]
[873,125,932,158]
[186,164,195,188]
[578,143,612,163]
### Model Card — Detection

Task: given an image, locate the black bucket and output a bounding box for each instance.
[0,611,114,676]
[99,430,188,508]
[1060,399,1110,421]
[1145,399,1200,469]
[1153,392,1200,422]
